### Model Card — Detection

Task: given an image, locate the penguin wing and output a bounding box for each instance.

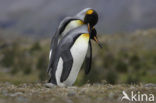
[85,40,92,74]
[49,17,78,55]
[59,33,82,82]
[60,50,73,82]
[47,17,79,74]
[47,30,59,74]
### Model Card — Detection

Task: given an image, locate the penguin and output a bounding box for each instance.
[48,8,98,60]
[47,8,98,80]
[48,8,98,58]
[48,24,102,87]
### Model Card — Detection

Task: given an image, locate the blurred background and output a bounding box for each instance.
[0,0,156,85]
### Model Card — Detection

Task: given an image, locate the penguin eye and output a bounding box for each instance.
[86,10,93,15]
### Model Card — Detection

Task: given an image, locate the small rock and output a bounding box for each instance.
[67,90,76,97]
[108,92,114,99]
[1,89,8,96]
[4,82,11,85]
[16,96,28,103]
[144,83,156,87]
[65,98,73,103]
[67,86,77,89]
[79,88,87,95]
[130,85,135,89]
[10,92,23,97]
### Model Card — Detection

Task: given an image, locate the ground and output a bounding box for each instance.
[0,82,155,103]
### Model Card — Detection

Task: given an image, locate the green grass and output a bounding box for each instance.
[0,28,156,85]
[0,72,39,84]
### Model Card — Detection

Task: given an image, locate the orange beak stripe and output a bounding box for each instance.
[94,36,98,43]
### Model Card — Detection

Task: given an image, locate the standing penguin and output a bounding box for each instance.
[47,8,99,82]
[48,8,98,61]
[48,24,102,87]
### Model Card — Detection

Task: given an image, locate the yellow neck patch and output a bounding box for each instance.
[81,33,89,38]
[76,20,84,25]
[86,10,93,15]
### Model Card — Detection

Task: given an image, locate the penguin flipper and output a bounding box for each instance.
[49,17,74,59]
[59,33,82,82]
[85,40,92,75]
[48,17,80,74]
[47,30,59,74]
[60,51,73,82]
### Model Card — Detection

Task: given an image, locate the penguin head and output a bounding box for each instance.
[76,8,98,28]
[90,28,103,48]
[84,9,98,28]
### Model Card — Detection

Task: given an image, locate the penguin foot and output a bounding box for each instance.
[58,83,67,88]
[45,83,56,88]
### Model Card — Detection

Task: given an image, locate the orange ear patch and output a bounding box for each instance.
[86,10,93,15]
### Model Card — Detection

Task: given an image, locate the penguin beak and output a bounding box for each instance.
[93,36,103,48]
[87,23,103,48]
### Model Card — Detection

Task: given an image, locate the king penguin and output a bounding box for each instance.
[48,24,102,87]
[47,8,99,81]
[48,8,98,59]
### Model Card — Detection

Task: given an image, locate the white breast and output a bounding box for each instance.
[63,34,89,86]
